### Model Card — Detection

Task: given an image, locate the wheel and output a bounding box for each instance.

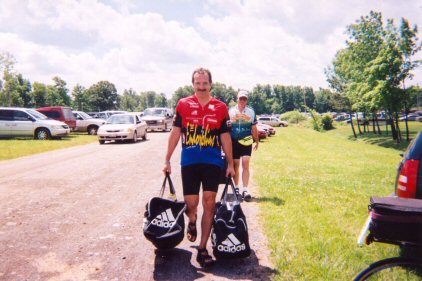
[164,123,167,132]
[132,131,138,143]
[87,125,98,135]
[35,128,50,140]
[353,257,422,281]
[142,130,147,141]
[99,140,105,145]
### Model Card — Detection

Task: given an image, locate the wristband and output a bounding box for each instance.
[164,160,171,164]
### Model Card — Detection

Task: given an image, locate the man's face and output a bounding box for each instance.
[238,96,248,105]
[193,73,211,95]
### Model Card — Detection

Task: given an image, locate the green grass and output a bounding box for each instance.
[0,133,97,160]
[253,123,422,280]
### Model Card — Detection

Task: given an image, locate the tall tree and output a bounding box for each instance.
[52,76,71,106]
[32,82,47,108]
[87,81,118,111]
[0,52,17,107]
[72,84,88,111]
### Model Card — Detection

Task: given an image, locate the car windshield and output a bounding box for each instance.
[27,109,48,120]
[106,115,134,124]
[144,109,166,116]
[78,111,92,119]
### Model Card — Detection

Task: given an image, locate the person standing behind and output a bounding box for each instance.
[229,90,259,202]
[163,67,235,267]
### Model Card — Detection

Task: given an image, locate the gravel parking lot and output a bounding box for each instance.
[0,132,275,281]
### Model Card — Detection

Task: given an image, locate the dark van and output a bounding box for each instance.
[36,106,76,130]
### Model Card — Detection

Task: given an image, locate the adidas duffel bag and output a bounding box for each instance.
[143,173,187,249]
[212,177,251,259]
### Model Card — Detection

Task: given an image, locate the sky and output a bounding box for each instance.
[0,0,421,98]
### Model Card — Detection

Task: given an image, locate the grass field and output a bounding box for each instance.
[253,122,422,280]
[0,133,97,161]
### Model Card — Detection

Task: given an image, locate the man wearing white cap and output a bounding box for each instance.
[228,90,259,202]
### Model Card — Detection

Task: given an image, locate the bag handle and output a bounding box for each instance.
[159,172,177,201]
[220,176,241,204]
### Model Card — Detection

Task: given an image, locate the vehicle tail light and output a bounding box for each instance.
[396,159,420,198]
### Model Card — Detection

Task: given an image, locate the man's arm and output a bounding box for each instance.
[252,124,259,151]
[220,132,235,177]
[163,127,181,174]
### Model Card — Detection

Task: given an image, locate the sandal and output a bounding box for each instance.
[187,221,197,242]
[196,248,215,267]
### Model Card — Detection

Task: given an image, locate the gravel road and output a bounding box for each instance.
[0,132,276,281]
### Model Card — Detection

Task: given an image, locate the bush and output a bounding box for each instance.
[321,114,334,130]
[281,110,307,124]
[309,110,323,131]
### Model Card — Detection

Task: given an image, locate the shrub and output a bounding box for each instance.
[309,110,323,131]
[281,110,307,124]
[321,114,334,130]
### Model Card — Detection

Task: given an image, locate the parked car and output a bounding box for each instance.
[36,106,76,130]
[141,107,173,131]
[256,123,268,139]
[97,113,147,144]
[395,132,422,199]
[0,107,70,139]
[257,123,276,136]
[399,114,422,121]
[95,110,128,120]
[72,110,106,135]
[257,116,288,127]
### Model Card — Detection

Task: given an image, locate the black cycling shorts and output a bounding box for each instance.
[232,139,252,159]
[181,164,222,195]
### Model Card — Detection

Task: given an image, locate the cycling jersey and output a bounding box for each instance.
[174,95,230,167]
[229,105,257,141]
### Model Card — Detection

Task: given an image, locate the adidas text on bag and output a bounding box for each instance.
[151,208,176,228]
[217,233,247,253]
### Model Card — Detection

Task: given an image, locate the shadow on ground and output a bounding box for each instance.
[153,248,278,281]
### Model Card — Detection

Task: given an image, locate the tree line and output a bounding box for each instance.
[0,53,354,115]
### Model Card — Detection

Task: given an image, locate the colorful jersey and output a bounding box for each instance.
[229,105,257,140]
[174,95,230,167]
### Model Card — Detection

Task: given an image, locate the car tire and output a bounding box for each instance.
[35,128,50,140]
[142,130,147,141]
[132,131,138,143]
[99,140,105,145]
[88,125,98,135]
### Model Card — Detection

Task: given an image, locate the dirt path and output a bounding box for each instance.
[0,132,276,281]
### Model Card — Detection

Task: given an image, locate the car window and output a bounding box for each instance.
[0,109,13,121]
[13,110,31,121]
[107,115,134,124]
[62,108,75,119]
[73,113,83,120]
[78,111,92,119]
[26,109,48,120]
[43,111,61,119]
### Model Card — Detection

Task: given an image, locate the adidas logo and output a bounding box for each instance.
[151,208,176,228]
[217,233,246,253]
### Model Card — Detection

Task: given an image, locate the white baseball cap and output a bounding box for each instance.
[238,90,248,99]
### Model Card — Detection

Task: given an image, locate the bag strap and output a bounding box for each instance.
[220,176,240,204]
[159,172,177,201]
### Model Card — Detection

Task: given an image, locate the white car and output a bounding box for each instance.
[0,107,70,139]
[257,116,288,127]
[97,113,147,144]
[142,107,173,131]
[73,110,106,135]
[95,110,128,120]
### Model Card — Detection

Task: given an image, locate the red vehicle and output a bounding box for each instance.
[36,106,76,130]
[395,131,422,199]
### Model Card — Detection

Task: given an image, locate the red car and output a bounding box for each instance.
[256,124,268,139]
[395,131,422,199]
[36,106,76,130]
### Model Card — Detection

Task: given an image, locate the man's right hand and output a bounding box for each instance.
[163,163,171,174]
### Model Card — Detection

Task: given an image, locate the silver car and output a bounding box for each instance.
[97,113,147,144]
[141,107,173,131]
[0,107,70,139]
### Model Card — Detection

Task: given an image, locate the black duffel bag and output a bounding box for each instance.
[369,196,422,246]
[143,172,187,249]
[211,177,251,259]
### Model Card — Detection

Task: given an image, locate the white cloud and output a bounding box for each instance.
[0,0,420,97]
